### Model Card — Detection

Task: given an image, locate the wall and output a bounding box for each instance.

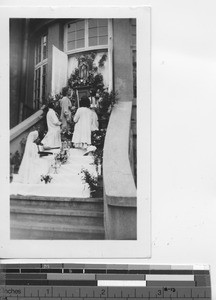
[103,101,136,239]
[9,19,24,128]
[25,38,36,112]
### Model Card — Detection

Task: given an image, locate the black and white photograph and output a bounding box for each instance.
[0,5,150,258]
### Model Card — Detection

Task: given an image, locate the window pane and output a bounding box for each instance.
[77,29,84,39]
[76,39,84,48]
[89,37,98,46]
[42,35,47,60]
[42,65,47,80]
[89,27,97,38]
[99,26,108,36]
[88,19,97,28]
[98,19,108,26]
[37,68,40,83]
[68,32,76,42]
[34,68,41,109]
[42,65,47,103]
[76,20,84,30]
[99,36,108,45]
[68,23,76,32]
[68,41,76,50]
[35,40,41,64]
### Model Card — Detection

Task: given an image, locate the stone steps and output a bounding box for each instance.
[10,220,105,240]
[10,196,105,240]
[11,206,104,227]
[10,195,104,211]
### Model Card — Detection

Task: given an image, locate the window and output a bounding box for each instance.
[33,34,48,109]
[65,19,109,53]
[67,20,85,51]
[88,19,108,46]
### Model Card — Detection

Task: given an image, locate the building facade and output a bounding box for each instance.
[10,18,136,128]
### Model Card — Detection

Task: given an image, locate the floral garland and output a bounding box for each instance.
[67,52,106,92]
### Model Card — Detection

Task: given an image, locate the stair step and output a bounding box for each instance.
[11,206,103,217]
[10,220,105,240]
[10,195,103,201]
[10,196,104,211]
[11,206,104,227]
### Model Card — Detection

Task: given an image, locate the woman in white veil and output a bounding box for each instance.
[16,130,43,184]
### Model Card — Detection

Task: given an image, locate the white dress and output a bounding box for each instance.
[14,131,48,184]
[72,107,93,148]
[41,108,61,149]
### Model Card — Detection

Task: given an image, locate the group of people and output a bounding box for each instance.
[14,88,100,185]
[41,87,99,150]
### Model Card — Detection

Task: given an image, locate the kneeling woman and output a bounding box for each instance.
[15,131,49,184]
[72,96,93,149]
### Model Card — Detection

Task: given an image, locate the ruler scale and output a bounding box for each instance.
[0,264,211,299]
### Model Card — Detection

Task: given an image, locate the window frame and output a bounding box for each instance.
[33,33,48,110]
[64,19,110,55]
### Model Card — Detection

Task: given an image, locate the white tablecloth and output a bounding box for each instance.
[10,149,97,198]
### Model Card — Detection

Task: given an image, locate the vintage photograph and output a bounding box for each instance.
[9,18,137,240]
[0,5,150,258]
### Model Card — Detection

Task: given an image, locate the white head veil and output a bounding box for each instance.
[17,131,39,184]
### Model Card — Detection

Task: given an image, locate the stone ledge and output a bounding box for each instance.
[103,101,137,205]
[10,107,44,141]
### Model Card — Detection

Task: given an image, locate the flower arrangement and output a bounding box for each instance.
[68,52,106,92]
[68,68,104,91]
[40,174,53,184]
